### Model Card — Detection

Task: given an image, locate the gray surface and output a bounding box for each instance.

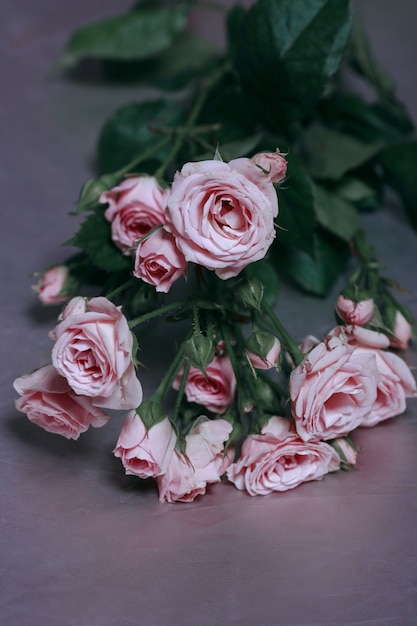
[1,2,417,625]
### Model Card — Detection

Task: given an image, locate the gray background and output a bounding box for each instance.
[1,1,417,624]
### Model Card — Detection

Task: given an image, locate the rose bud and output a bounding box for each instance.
[389,310,413,351]
[330,437,358,468]
[335,294,374,326]
[183,333,216,374]
[251,151,287,183]
[34,265,74,306]
[246,331,281,370]
[234,275,264,312]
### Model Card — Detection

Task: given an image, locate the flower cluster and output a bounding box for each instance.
[13,0,417,504]
[14,148,416,503]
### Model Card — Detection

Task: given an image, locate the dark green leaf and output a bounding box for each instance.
[277,152,317,257]
[336,177,381,211]
[55,6,189,70]
[244,259,280,305]
[97,100,182,174]
[378,140,417,230]
[101,31,218,90]
[131,32,217,89]
[198,76,260,145]
[195,133,265,162]
[318,94,414,143]
[313,184,360,242]
[233,0,352,126]
[301,124,381,179]
[68,211,132,272]
[281,230,349,296]
[226,5,248,58]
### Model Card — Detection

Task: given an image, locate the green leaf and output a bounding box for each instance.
[68,211,132,272]
[318,94,414,143]
[233,0,352,125]
[281,230,349,296]
[55,6,189,70]
[130,32,217,89]
[348,18,395,102]
[313,184,360,242]
[195,133,265,162]
[336,177,381,211]
[244,259,280,306]
[378,140,417,230]
[101,31,218,90]
[97,100,182,174]
[301,124,381,179]
[277,152,317,257]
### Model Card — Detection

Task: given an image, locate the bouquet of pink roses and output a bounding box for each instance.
[14,0,416,502]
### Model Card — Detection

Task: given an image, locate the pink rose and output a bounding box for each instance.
[13,364,109,439]
[290,328,380,441]
[51,297,142,410]
[173,354,236,414]
[335,295,374,326]
[227,417,340,495]
[157,418,233,503]
[165,159,278,279]
[133,228,187,293]
[113,411,176,478]
[360,350,416,426]
[34,265,70,305]
[100,176,168,253]
[251,151,287,183]
[389,310,412,350]
[343,326,417,427]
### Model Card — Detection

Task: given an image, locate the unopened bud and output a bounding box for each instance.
[389,310,413,351]
[330,437,358,469]
[246,331,281,370]
[335,293,374,326]
[183,333,215,373]
[138,397,166,431]
[33,265,78,306]
[76,173,120,214]
[252,151,287,183]
[234,275,264,312]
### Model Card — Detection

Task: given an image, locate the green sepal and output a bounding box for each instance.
[74,173,122,215]
[244,259,280,306]
[246,330,279,361]
[233,275,264,312]
[137,397,167,431]
[183,333,215,374]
